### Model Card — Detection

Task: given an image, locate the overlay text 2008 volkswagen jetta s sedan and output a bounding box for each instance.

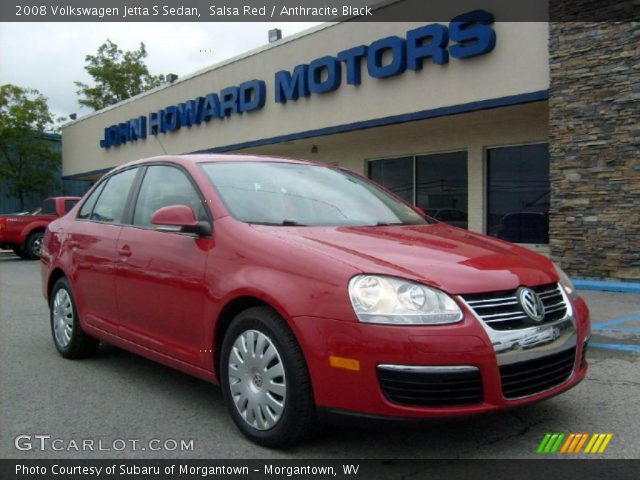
[41,155,590,447]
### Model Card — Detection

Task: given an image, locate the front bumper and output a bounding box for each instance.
[291,295,590,419]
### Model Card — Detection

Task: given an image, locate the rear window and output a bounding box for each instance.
[91,168,138,224]
[78,182,106,220]
[41,199,56,215]
[64,199,78,213]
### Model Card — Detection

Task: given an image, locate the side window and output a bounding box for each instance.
[78,182,106,219]
[133,165,206,227]
[91,168,138,224]
[41,199,56,215]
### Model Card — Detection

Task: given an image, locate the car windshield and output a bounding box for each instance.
[201,161,430,227]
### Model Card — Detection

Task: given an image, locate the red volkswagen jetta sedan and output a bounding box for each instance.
[41,155,590,447]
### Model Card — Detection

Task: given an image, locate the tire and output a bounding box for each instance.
[11,245,30,260]
[24,231,44,259]
[50,277,99,359]
[220,306,316,447]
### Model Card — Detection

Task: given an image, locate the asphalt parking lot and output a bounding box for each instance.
[1,251,639,459]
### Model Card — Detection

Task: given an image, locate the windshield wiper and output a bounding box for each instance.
[281,219,307,226]
[250,220,307,226]
[374,222,405,226]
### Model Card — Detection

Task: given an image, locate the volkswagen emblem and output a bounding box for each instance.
[517,287,545,322]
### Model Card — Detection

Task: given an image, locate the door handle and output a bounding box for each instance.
[118,245,132,257]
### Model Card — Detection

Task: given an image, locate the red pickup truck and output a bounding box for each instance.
[0,196,80,259]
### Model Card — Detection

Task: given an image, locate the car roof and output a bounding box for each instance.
[112,154,318,173]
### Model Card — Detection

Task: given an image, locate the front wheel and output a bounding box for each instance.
[220,307,316,447]
[50,277,99,358]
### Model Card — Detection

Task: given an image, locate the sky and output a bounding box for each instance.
[0,22,321,119]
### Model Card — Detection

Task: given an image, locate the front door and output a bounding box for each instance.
[115,164,212,366]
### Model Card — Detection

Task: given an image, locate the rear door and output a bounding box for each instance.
[115,164,212,365]
[68,167,140,335]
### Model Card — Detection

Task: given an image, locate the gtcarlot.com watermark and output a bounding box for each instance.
[14,434,194,452]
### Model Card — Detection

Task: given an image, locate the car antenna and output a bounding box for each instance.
[155,135,168,155]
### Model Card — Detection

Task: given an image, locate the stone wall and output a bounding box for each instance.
[549,19,640,280]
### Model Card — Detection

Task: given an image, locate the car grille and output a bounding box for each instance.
[499,347,576,399]
[460,283,567,330]
[377,367,483,407]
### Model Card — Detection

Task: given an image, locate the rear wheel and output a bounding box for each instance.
[11,245,30,259]
[50,277,99,359]
[25,231,44,259]
[220,306,316,447]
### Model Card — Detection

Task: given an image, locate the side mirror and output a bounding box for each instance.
[151,205,211,237]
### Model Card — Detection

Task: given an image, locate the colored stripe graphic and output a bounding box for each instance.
[538,433,613,454]
[597,434,613,453]
[537,433,565,454]
[550,433,565,453]
[568,433,586,453]
[584,433,598,453]
[562,433,584,453]
[560,433,575,453]
[574,433,589,453]
[585,433,613,454]
[544,434,557,453]
[537,433,552,453]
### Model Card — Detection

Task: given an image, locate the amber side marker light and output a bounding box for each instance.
[329,356,360,371]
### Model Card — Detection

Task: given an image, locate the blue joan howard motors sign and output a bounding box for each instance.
[99,10,496,149]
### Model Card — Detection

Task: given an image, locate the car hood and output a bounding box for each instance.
[254,223,557,295]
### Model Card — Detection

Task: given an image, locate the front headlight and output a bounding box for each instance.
[348,275,463,325]
[553,262,578,298]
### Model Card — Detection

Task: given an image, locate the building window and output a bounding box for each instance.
[368,156,413,204]
[487,143,550,244]
[368,151,468,229]
[416,152,468,229]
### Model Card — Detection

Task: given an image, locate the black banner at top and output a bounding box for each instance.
[2,0,640,22]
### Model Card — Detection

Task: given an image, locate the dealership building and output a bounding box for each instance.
[61,11,639,282]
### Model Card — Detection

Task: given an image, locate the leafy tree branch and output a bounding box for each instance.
[75,40,167,111]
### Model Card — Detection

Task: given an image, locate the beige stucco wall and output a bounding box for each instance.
[62,20,549,176]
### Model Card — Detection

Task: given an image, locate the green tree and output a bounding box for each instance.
[75,40,166,111]
[0,84,60,210]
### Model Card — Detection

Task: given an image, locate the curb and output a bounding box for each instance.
[573,279,640,294]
